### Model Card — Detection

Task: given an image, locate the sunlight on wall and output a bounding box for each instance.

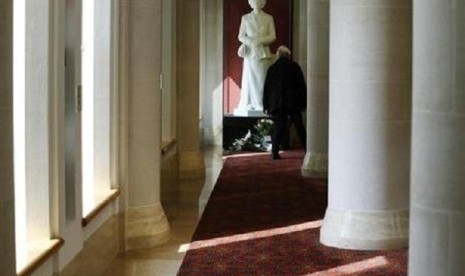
[13,0,27,271]
[81,0,95,216]
[224,76,240,114]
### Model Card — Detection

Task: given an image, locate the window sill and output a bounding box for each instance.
[161,139,177,156]
[17,238,64,276]
[82,189,121,227]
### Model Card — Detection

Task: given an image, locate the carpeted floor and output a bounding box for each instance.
[177,150,407,275]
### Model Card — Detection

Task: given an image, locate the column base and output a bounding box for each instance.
[320,208,408,250]
[179,150,205,179]
[301,152,328,178]
[127,203,170,250]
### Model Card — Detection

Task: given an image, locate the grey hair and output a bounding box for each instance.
[276,45,291,58]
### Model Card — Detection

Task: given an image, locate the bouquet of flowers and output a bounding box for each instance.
[229,119,274,152]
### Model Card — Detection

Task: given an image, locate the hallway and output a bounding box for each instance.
[1,1,465,275]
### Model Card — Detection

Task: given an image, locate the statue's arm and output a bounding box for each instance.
[238,17,254,46]
[257,17,276,45]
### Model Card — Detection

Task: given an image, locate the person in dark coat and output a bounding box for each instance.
[263,45,307,159]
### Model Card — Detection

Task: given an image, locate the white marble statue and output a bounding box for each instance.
[234,0,276,116]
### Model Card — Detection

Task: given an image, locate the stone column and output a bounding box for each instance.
[161,0,177,144]
[177,0,205,179]
[293,0,307,77]
[320,0,412,250]
[125,0,170,250]
[301,0,329,178]
[0,1,16,274]
[409,1,465,275]
[200,0,223,147]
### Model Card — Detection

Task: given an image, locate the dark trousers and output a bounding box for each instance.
[271,112,306,154]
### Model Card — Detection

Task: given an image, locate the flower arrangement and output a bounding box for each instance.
[229,119,274,152]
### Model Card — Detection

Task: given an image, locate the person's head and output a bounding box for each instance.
[276,45,291,59]
[248,0,266,11]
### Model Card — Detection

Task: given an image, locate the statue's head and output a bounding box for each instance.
[248,0,266,10]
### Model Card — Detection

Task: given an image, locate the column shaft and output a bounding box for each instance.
[293,0,307,75]
[409,0,465,275]
[321,0,412,250]
[177,0,205,179]
[200,0,222,147]
[302,0,329,178]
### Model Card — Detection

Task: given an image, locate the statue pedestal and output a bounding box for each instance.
[233,106,266,117]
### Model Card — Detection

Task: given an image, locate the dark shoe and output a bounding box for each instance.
[272,152,281,160]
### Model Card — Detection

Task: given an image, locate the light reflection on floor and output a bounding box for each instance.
[102,147,224,276]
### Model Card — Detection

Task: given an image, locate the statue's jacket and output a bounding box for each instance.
[238,11,276,60]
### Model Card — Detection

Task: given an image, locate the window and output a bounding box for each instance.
[13,0,119,273]
[81,0,117,217]
[14,0,54,271]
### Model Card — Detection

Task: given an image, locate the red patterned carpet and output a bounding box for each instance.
[177,150,407,275]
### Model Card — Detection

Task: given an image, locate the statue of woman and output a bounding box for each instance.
[234,0,276,116]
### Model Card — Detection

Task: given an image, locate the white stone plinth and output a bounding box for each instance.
[301,152,327,178]
[179,150,205,179]
[127,204,170,250]
[320,208,408,250]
